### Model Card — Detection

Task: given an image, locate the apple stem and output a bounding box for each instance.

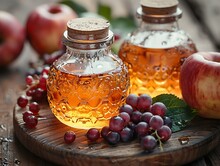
[48,6,62,14]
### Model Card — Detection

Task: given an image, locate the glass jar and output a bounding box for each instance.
[47,18,130,129]
[119,0,197,98]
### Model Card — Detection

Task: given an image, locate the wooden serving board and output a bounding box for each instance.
[13,104,220,166]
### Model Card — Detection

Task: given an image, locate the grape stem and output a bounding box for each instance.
[152,130,164,151]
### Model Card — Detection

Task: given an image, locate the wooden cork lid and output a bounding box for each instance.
[67,18,110,40]
[140,0,178,15]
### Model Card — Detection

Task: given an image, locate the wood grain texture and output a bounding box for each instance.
[13,104,220,166]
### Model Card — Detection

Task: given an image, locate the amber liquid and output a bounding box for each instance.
[47,57,129,129]
[119,31,197,97]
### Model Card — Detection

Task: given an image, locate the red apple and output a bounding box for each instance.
[26,4,77,57]
[180,52,220,119]
[0,11,25,67]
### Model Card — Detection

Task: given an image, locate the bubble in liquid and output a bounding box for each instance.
[162,41,167,46]
[153,66,160,71]
[161,66,168,72]
[96,64,103,69]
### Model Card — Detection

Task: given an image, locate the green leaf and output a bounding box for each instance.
[152,94,197,132]
[110,17,137,37]
[59,0,87,15]
[111,39,123,54]
[110,17,137,54]
[97,3,112,21]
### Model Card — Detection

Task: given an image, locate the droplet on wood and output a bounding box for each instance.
[178,136,190,145]
[37,116,47,120]
[14,158,21,165]
[77,146,89,150]
[3,157,9,166]
[89,145,94,150]
[0,137,13,145]
[0,124,7,131]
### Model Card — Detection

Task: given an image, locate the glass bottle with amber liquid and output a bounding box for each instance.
[47,18,130,129]
[119,0,197,98]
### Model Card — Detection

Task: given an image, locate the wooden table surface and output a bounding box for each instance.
[0,0,220,165]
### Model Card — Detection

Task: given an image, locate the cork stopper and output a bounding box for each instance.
[137,0,182,23]
[140,0,178,15]
[62,17,114,50]
[67,18,110,40]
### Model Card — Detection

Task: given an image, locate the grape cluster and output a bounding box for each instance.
[16,49,64,128]
[17,65,50,128]
[85,94,173,151]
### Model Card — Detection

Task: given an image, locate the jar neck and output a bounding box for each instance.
[65,45,112,57]
[62,30,114,50]
[139,20,180,31]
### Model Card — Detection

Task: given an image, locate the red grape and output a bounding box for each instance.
[135,122,149,137]
[119,104,133,115]
[126,94,138,109]
[22,111,34,122]
[41,66,50,75]
[120,127,134,142]
[150,102,167,117]
[26,89,34,97]
[86,128,100,142]
[38,75,47,91]
[119,112,130,125]
[25,75,34,86]
[25,115,38,129]
[149,115,164,130]
[141,135,157,151]
[136,94,152,112]
[131,111,142,124]
[105,131,120,145]
[157,125,172,142]
[141,112,153,123]
[17,95,28,108]
[64,131,76,144]
[127,122,136,132]
[32,88,46,102]
[101,126,110,138]
[163,116,172,129]
[29,102,40,114]
[109,116,125,132]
